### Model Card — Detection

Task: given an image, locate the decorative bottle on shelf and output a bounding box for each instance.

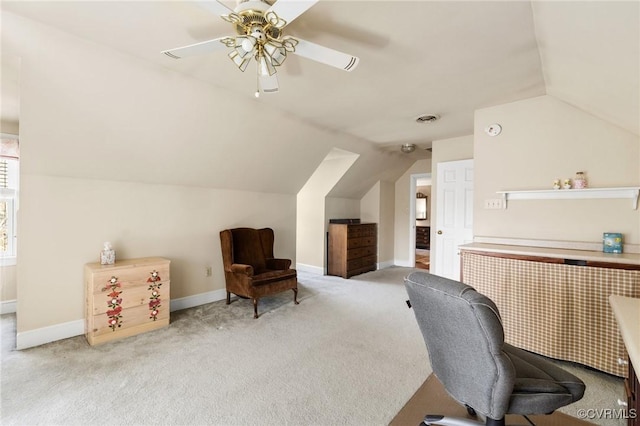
[100,242,116,265]
[573,172,587,189]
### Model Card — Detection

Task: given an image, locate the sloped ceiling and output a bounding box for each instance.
[532,1,639,135]
[1,1,638,197]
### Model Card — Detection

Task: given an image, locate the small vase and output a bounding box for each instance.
[574,172,587,189]
[100,242,116,265]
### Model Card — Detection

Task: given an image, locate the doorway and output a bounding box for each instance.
[410,173,431,270]
[432,159,473,280]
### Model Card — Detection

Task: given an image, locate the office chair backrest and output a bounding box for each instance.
[405,272,516,420]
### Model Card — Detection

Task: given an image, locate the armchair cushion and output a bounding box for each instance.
[231,228,267,273]
[266,258,291,270]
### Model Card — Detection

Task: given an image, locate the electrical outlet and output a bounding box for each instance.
[484,199,503,209]
[206,267,212,277]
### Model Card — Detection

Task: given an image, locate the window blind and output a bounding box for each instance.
[0,160,7,188]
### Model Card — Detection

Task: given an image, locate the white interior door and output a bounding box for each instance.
[433,159,474,280]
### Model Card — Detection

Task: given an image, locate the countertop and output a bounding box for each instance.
[609,296,640,369]
[459,242,640,266]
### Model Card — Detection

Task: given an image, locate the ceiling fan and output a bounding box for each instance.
[162,0,360,96]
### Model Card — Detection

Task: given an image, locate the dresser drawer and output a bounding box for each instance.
[348,254,377,270]
[347,236,376,249]
[89,264,170,294]
[90,303,170,338]
[91,280,170,315]
[346,246,376,260]
[348,224,376,238]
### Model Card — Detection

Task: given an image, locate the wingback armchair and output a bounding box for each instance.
[219,227,299,318]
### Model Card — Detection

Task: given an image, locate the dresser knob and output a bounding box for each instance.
[437,230,443,235]
[617,358,629,365]
[617,399,628,407]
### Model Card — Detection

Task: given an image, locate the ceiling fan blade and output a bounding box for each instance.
[267,0,320,27]
[259,73,279,94]
[162,37,228,59]
[196,0,234,17]
[291,38,359,72]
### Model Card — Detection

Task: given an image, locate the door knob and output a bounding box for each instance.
[437,230,443,235]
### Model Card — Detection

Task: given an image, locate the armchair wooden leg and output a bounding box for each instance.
[253,298,259,319]
[226,291,231,305]
[293,288,300,305]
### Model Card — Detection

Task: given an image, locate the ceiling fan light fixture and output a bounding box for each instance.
[229,50,252,71]
[161,0,360,94]
[239,36,256,55]
[258,54,277,76]
[401,143,417,154]
[263,42,287,66]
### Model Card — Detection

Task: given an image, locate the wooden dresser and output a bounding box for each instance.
[416,226,430,249]
[85,257,170,345]
[328,223,377,279]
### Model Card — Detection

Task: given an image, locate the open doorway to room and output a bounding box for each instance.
[1,54,20,316]
[410,173,431,270]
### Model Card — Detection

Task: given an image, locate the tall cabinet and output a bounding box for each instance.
[328,223,377,279]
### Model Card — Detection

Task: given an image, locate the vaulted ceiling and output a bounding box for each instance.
[1,1,638,196]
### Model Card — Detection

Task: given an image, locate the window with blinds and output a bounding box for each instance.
[0,160,7,188]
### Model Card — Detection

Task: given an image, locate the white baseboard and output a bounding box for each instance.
[394,259,414,268]
[1,299,16,314]
[170,289,227,312]
[377,260,395,270]
[14,289,228,350]
[295,263,324,275]
[16,319,84,350]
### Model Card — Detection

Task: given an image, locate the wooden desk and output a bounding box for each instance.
[610,296,640,426]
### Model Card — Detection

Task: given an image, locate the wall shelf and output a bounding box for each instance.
[497,187,640,210]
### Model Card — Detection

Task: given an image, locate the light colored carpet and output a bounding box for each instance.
[0,267,626,425]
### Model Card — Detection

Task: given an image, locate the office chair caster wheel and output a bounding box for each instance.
[465,405,477,417]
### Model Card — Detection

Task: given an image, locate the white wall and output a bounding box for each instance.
[296,150,359,273]
[3,12,313,345]
[474,95,640,244]
[0,121,19,135]
[17,174,295,334]
[361,181,395,267]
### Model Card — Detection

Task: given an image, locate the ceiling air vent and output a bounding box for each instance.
[415,114,440,124]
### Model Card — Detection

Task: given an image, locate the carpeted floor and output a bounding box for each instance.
[0,267,627,425]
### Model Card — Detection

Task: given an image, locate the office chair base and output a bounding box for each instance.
[422,414,536,426]
[422,414,485,426]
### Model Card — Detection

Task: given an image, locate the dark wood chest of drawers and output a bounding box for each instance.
[416,226,430,250]
[328,223,377,279]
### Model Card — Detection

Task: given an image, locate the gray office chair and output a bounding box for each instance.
[404,271,585,426]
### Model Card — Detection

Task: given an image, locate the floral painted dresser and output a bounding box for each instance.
[85,257,170,345]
